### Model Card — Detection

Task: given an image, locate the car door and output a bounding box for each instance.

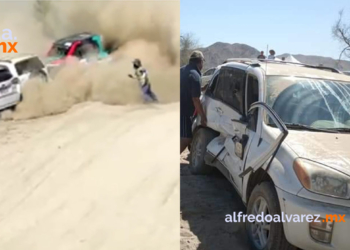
[214,66,247,136]
[207,73,288,196]
[205,66,248,193]
[199,70,222,132]
[232,74,288,196]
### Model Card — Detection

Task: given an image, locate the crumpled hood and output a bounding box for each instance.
[285,131,350,176]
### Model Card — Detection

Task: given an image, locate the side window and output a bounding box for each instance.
[75,40,99,59]
[28,57,44,71]
[15,60,28,75]
[0,67,12,82]
[73,44,84,58]
[15,58,44,75]
[214,67,246,113]
[246,75,259,109]
[205,73,219,96]
[203,68,212,76]
[246,75,259,131]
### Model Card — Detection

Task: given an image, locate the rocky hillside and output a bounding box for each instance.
[198,43,350,71]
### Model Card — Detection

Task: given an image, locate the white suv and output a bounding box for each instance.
[191,59,350,250]
[0,54,49,111]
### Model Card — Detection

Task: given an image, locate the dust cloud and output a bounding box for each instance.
[0,0,180,120]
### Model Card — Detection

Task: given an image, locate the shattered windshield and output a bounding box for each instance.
[266,76,350,130]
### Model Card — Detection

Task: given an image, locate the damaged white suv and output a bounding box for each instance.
[191,59,350,250]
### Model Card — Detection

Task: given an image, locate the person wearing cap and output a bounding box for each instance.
[268,50,276,60]
[128,58,158,102]
[180,50,207,154]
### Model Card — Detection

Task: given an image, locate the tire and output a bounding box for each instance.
[246,182,296,250]
[189,128,217,175]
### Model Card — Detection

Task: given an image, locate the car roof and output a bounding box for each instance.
[0,54,38,64]
[54,32,96,45]
[263,63,350,81]
[221,61,350,82]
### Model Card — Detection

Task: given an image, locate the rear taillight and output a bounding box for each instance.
[11,78,19,84]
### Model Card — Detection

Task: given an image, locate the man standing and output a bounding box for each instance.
[180,51,207,154]
[128,58,158,103]
[257,51,266,60]
[268,50,276,60]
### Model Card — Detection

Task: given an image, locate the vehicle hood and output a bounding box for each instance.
[285,131,350,176]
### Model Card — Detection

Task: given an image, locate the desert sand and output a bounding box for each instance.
[180,151,249,250]
[0,102,179,250]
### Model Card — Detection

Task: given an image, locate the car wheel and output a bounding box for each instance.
[246,182,296,250]
[189,128,217,175]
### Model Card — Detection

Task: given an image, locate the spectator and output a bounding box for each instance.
[128,58,158,103]
[257,51,266,60]
[268,50,276,60]
[180,51,207,154]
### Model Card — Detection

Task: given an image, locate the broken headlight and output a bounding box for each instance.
[294,158,350,199]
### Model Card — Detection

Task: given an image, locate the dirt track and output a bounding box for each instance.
[180,151,250,250]
[0,102,179,250]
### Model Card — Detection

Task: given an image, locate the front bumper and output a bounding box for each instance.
[276,188,350,250]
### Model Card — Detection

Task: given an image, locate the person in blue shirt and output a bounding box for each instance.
[180,51,207,153]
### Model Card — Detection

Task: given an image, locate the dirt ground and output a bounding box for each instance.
[180,150,250,250]
[0,102,180,250]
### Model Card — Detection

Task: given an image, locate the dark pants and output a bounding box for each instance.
[180,115,193,138]
[142,84,158,102]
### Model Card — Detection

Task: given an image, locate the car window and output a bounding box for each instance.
[203,69,212,76]
[48,45,69,57]
[0,67,12,82]
[15,57,44,75]
[246,75,259,110]
[246,75,259,131]
[74,41,99,59]
[214,67,246,113]
[266,76,350,129]
[205,73,219,97]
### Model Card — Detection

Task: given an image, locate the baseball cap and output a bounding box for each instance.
[190,50,205,61]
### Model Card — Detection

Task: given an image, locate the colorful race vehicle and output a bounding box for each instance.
[45,32,116,75]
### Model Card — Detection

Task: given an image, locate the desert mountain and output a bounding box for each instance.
[197,42,350,71]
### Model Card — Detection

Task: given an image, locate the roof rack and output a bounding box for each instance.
[223,58,260,64]
[223,58,341,74]
[259,60,342,73]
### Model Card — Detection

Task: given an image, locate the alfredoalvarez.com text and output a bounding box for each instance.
[226,212,346,223]
[0,29,18,53]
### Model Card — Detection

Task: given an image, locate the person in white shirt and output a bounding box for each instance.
[268,50,276,60]
[128,58,158,103]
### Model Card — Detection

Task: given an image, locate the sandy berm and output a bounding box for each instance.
[0,1,180,249]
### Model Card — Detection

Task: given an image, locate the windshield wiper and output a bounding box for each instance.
[269,123,339,133]
[323,127,350,133]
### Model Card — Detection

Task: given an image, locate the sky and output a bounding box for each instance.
[181,0,350,60]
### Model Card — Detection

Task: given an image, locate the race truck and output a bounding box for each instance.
[45,32,116,76]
